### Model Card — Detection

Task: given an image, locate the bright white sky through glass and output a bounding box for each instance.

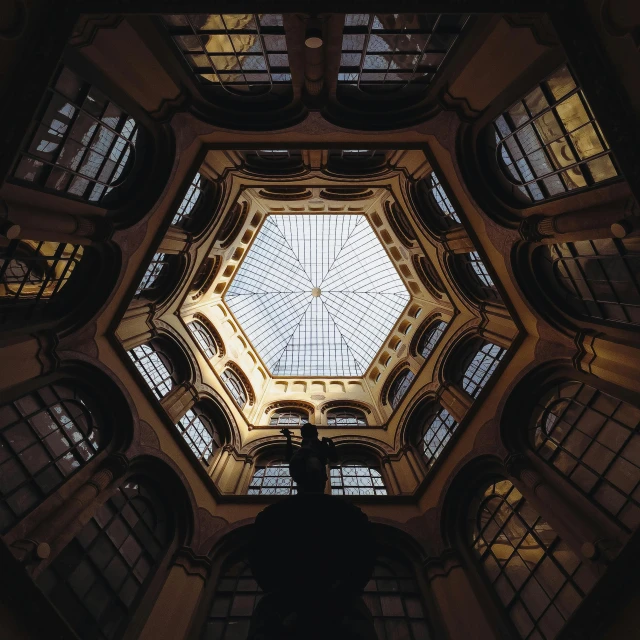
[225,214,410,376]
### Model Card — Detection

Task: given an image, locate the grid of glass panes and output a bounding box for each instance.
[419,320,447,359]
[532,381,640,531]
[37,481,170,640]
[428,173,461,224]
[0,384,101,534]
[339,14,468,90]
[470,479,595,639]
[493,65,618,202]
[172,173,203,226]
[221,369,247,408]
[200,559,262,640]
[326,409,368,427]
[330,463,387,495]
[541,238,640,326]
[188,320,217,359]
[0,240,83,324]
[466,251,494,288]
[13,66,137,202]
[389,369,415,409]
[363,557,431,640]
[128,344,174,400]
[461,342,505,399]
[248,463,296,495]
[161,14,290,92]
[269,410,308,427]
[176,408,220,465]
[135,253,168,298]
[421,406,458,466]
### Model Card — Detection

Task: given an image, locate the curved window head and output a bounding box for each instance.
[531,381,640,531]
[188,320,218,359]
[176,404,222,466]
[222,369,248,408]
[330,459,387,495]
[269,409,308,427]
[388,369,415,409]
[37,479,172,639]
[538,238,640,327]
[248,461,295,495]
[13,66,138,203]
[326,408,368,427]
[418,320,447,360]
[459,341,505,399]
[420,405,458,467]
[128,343,178,400]
[469,478,595,638]
[135,253,170,298]
[0,382,104,533]
[492,65,618,204]
[172,173,204,227]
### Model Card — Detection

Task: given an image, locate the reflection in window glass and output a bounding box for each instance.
[161,14,290,93]
[269,410,308,427]
[135,253,168,297]
[470,479,595,639]
[461,342,505,399]
[421,406,458,466]
[419,320,447,359]
[339,14,468,92]
[428,173,461,223]
[493,65,618,202]
[188,320,217,359]
[330,462,387,495]
[248,462,296,495]
[13,67,138,202]
[129,344,175,400]
[326,409,368,427]
[222,369,247,408]
[173,173,203,226]
[389,369,415,409]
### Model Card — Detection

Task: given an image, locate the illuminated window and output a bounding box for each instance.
[388,369,415,409]
[470,479,595,639]
[0,383,103,533]
[492,65,618,203]
[330,460,387,495]
[188,320,217,359]
[418,320,447,359]
[135,253,169,298]
[161,14,291,93]
[176,406,221,465]
[222,369,247,408]
[128,343,176,400]
[428,173,460,224]
[269,409,308,427]
[531,381,640,531]
[173,173,204,226]
[37,480,171,640]
[13,66,138,202]
[460,342,505,399]
[420,406,458,466]
[326,408,368,427]
[248,462,296,495]
[339,14,468,92]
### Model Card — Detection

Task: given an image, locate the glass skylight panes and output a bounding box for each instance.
[161,14,290,93]
[339,13,468,91]
[225,214,410,377]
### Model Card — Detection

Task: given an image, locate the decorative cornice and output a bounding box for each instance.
[264,400,315,415]
[192,312,226,357]
[225,360,256,405]
[172,547,211,579]
[384,199,416,249]
[68,14,123,49]
[217,202,248,249]
[319,400,372,415]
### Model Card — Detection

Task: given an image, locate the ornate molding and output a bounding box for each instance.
[264,400,315,415]
[172,547,211,579]
[380,362,411,406]
[225,360,256,406]
[319,400,372,415]
[192,312,226,357]
[384,199,416,248]
[217,201,248,249]
[68,14,123,48]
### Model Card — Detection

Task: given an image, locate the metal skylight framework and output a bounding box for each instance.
[225,214,410,377]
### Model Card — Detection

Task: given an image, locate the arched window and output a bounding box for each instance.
[248,461,296,495]
[0,383,104,534]
[330,459,387,496]
[135,253,170,298]
[128,343,179,400]
[176,404,223,466]
[458,341,506,399]
[420,405,458,467]
[199,556,261,639]
[531,381,640,531]
[188,320,218,359]
[13,66,139,203]
[37,479,172,640]
[456,251,500,302]
[172,173,204,227]
[491,65,618,204]
[0,239,83,324]
[427,172,461,226]
[326,408,368,427]
[388,369,415,409]
[418,320,447,359]
[365,554,431,640]
[269,409,308,427]
[221,369,248,409]
[537,238,640,327]
[469,478,595,639]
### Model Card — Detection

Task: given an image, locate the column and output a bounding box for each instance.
[161,383,198,424]
[439,385,472,424]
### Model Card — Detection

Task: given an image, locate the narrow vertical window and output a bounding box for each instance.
[176,406,221,465]
[421,406,458,466]
[460,342,505,398]
[172,173,204,227]
[188,320,218,359]
[418,320,447,359]
[221,369,248,408]
[388,369,415,409]
[135,253,169,298]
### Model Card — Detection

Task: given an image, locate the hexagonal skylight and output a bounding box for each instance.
[225,214,409,377]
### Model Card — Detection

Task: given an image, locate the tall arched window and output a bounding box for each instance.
[456,251,500,302]
[491,65,618,204]
[269,409,308,427]
[531,381,640,531]
[365,554,431,640]
[537,238,640,327]
[388,369,415,409]
[221,369,248,409]
[128,342,179,400]
[330,459,387,496]
[248,461,295,495]
[13,66,139,203]
[326,408,367,427]
[135,253,170,298]
[188,320,218,359]
[458,341,506,399]
[172,173,204,227]
[37,479,172,640]
[199,556,261,639]
[420,405,458,467]
[176,404,223,466]
[469,478,595,639]
[427,172,461,225]
[418,320,447,360]
[0,383,104,534]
